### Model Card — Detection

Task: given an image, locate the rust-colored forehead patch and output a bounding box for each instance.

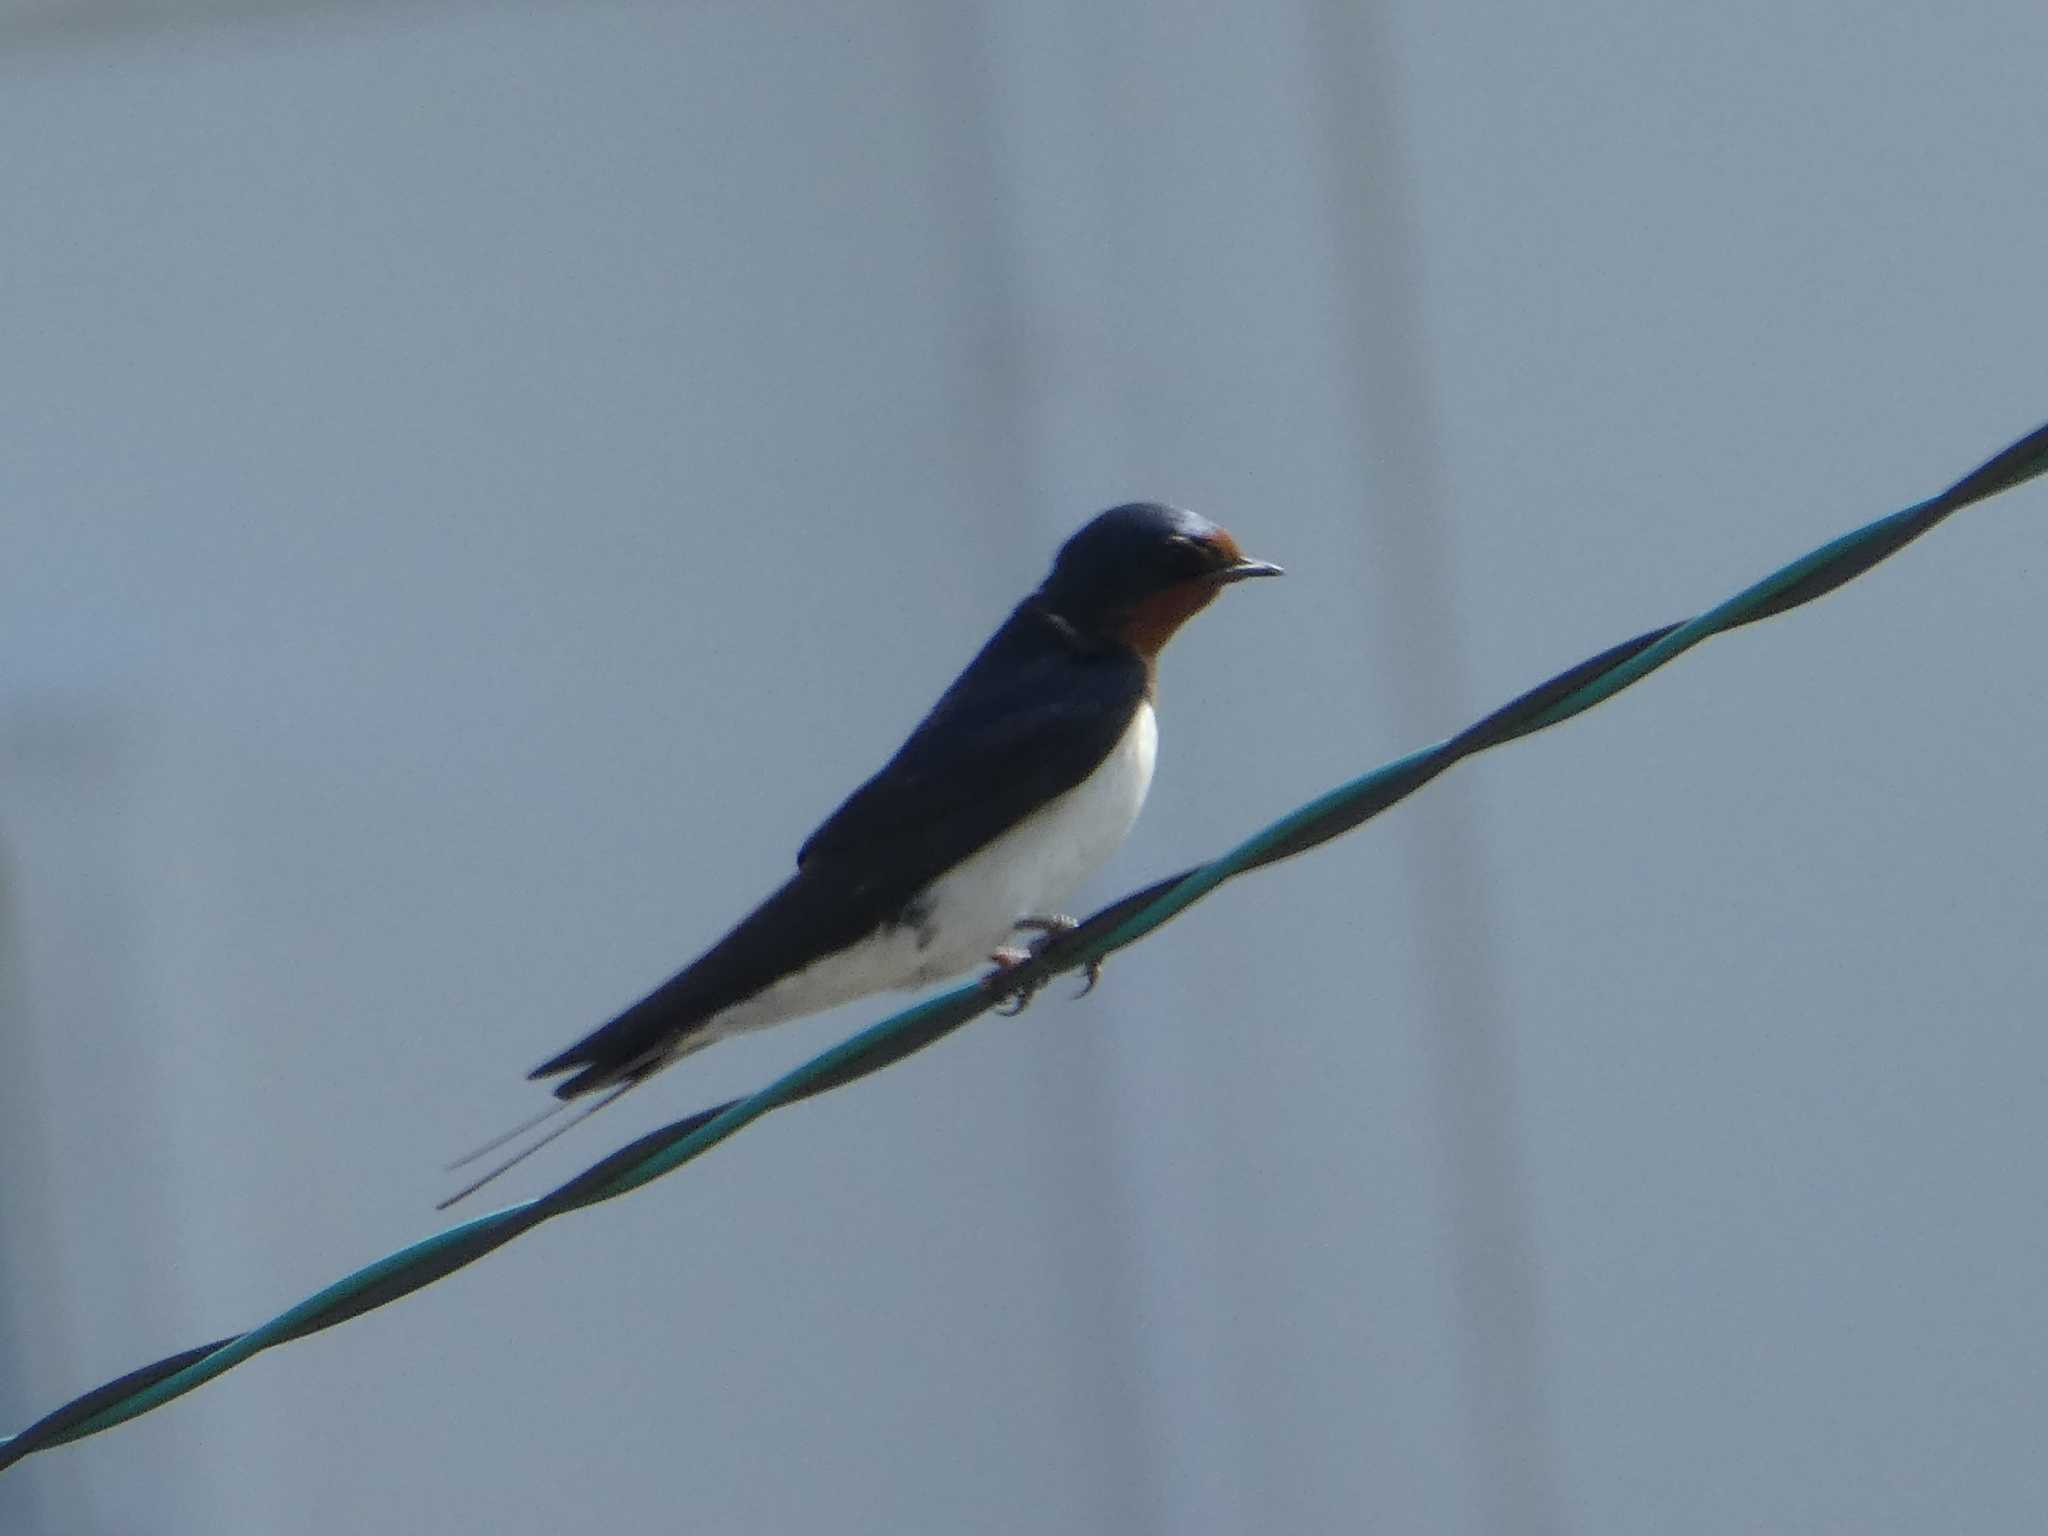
[1202,527,1245,563]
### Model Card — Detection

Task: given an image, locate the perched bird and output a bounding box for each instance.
[443,505,1279,1204]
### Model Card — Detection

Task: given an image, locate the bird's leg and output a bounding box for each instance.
[1014,913,1105,998]
[983,940,1042,1016]
[985,915,1072,1015]
[984,914,1105,1015]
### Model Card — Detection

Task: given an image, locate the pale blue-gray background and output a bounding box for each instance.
[3,2,2043,1531]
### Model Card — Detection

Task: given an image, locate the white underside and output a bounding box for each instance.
[692,701,1157,1046]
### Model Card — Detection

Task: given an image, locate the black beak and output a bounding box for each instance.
[1212,557,1284,584]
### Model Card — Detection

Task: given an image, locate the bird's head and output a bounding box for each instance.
[1036,502,1282,656]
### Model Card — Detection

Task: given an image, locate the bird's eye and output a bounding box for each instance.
[1163,532,1214,573]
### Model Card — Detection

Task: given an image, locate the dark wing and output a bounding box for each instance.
[524,870,896,1098]
[527,612,1145,1100]
[796,637,1147,894]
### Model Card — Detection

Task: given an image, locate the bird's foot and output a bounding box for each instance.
[1018,914,1104,998]
[982,914,1101,1016]
[984,941,1041,1016]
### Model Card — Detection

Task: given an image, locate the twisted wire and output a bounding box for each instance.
[5,418,2043,1470]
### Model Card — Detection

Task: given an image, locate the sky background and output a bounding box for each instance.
[2,2,2044,1531]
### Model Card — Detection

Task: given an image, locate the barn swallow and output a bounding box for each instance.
[441,504,1279,1204]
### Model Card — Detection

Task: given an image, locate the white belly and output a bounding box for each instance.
[699,702,1157,1042]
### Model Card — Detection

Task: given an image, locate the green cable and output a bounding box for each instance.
[5,418,2043,1469]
